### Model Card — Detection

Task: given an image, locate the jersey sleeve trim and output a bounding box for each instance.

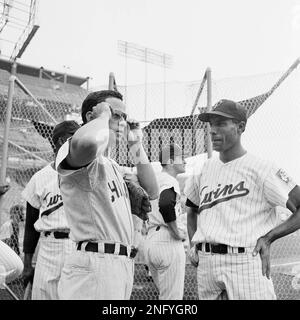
[158,188,177,223]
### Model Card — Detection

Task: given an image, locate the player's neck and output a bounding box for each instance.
[219,144,247,163]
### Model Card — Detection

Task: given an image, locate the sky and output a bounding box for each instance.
[1,0,300,87]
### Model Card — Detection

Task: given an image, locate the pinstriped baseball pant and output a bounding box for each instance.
[32,235,76,300]
[147,241,186,300]
[196,251,276,300]
[0,240,23,285]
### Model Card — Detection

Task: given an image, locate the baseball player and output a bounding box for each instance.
[185,99,300,300]
[21,120,80,300]
[0,240,24,286]
[145,143,187,300]
[1,204,25,255]
[55,90,158,300]
[0,184,23,285]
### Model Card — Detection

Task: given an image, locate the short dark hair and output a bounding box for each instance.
[52,120,80,151]
[81,90,123,124]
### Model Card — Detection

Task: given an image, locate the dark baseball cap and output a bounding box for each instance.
[198,99,247,123]
[52,120,80,145]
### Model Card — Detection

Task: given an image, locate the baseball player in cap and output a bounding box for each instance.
[145,143,187,299]
[185,99,300,300]
[21,120,80,299]
[55,90,158,300]
[0,186,24,286]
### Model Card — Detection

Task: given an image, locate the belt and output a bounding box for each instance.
[44,231,69,239]
[76,241,138,259]
[196,243,245,254]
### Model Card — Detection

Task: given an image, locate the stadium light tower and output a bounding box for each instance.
[118,40,173,120]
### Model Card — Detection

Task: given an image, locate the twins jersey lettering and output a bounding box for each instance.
[22,163,69,232]
[184,153,296,248]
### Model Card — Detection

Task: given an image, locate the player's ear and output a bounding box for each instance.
[85,111,94,122]
[237,121,246,133]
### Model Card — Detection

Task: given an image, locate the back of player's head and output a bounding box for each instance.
[52,120,80,151]
[159,143,184,167]
[81,90,123,124]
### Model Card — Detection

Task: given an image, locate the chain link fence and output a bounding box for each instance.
[1,61,300,299]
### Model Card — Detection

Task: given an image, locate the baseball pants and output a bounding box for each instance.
[196,250,276,300]
[32,234,75,300]
[57,250,134,300]
[146,241,186,300]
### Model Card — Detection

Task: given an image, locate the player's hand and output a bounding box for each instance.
[91,102,112,120]
[252,236,271,279]
[188,245,199,268]
[22,265,35,287]
[126,119,143,147]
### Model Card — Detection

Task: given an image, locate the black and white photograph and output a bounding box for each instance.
[0,0,300,310]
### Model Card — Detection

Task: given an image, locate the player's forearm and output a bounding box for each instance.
[131,144,159,200]
[68,115,110,167]
[263,208,300,244]
[23,253,34,268]
[187,207,198,246]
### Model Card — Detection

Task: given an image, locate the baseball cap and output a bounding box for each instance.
[198,99,247,123]
[52,120,80,145]
[159,143,185,165]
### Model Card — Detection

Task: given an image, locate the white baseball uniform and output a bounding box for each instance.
[146,171,186,300]
[22,163,75,300]
[0,239,23,286]
[55,139,135,300]
[184,152,297,300]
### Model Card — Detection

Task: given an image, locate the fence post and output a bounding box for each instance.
[206,67,213,159]
[0,64,16,225]
[0,74,16,185]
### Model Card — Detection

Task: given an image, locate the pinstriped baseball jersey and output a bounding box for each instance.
[22,163,69,232]
[56,139,134,246]
[147,171,184,240]
[184,152,296,247]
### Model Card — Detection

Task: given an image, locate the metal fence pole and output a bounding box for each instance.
[0,74,16,185]
[0,66,16,226]
[206,67,213,159]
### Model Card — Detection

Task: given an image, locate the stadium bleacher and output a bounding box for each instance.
[0,58,89,180]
